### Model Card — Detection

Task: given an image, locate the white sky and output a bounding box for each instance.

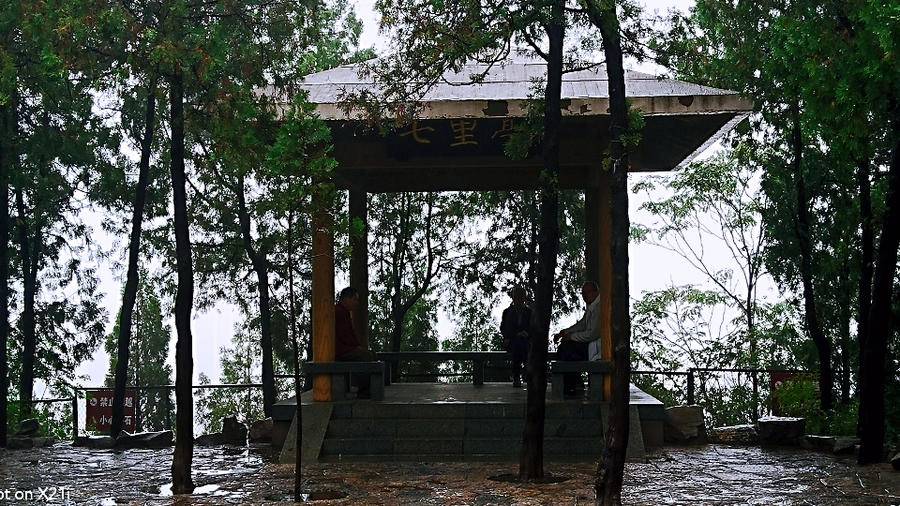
[61,0,766,397]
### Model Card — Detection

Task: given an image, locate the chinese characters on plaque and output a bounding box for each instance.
[85,389,137,432]
[389,118,517,158]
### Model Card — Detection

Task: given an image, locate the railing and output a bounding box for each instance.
[376,351,562,383]
[632,367,813,426]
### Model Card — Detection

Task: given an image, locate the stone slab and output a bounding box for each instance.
[279,403,332,464]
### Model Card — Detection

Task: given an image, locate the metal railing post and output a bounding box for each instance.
[71,388,78,440]
[165,387,173,431]
[687,368,695,405]
[752,370,759,422]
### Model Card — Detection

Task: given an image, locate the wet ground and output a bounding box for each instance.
[0,444,897,504]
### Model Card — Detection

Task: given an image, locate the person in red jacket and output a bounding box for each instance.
[335,287,376,396]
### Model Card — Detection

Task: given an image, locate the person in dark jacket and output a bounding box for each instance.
[500,286,531,388]
[335,287,375,396]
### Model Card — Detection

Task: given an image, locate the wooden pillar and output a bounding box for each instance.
[585,173,614,400]
[348,189,369,348]
[312,204,335,402]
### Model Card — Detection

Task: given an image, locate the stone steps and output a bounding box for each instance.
[319,402,609,460]
[325,418,604,439]
[320,436,605,459]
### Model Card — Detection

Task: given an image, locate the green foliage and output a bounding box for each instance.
[195,320,264,433]
[5,396,72,440]
[777,378,858,436]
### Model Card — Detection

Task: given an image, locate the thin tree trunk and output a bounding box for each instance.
[112,76,158,437]
[586,1,632,502]
[519,0,564,481]
[236,180,275,417]
[168,69,195,494]
[287,212,303,500]
[790,103,833,413]
[0,98,12,446]
[858,107,900,464]
[14,186,37,417]
[389,316,403,382]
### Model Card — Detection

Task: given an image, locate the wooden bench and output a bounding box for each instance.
[302,361,385,400]
[550,361,613,400]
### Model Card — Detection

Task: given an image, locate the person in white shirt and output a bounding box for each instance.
[553,281,601,395]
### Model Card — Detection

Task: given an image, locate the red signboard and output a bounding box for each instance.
[85,389,137,433]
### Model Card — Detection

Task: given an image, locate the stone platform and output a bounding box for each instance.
[272,383,663,463]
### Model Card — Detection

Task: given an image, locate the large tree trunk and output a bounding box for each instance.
[236,180,275,417]
[168,69,195,494]
[14,186,38,417]
[791,104,834,413]
[858,108,900,464]
[519,0,564,481]
[856,155,873,365]
[587,2,633,503]
[0,99,12,446]
[838,255,852,406]
[111,76,158,437]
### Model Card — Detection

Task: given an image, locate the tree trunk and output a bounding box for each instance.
[790,104,833,413]
[587,2,633,502]
[856,155,873,365]
[287,212,303,500]
[838,255,852,406]
[112,76,158,437]
[14,186,37,417]
[236,180,275,417]
[858,107,900,464]
[0,99,12,446]
[389,315,403,382]
[168,69,195,494]
[519,0,564,481]
[348,189,368,348]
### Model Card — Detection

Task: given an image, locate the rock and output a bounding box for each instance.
[891,453,900,471]
[15,418,40,437]
[801,435,835,451]
[832,437,860,455]
[221,416,247,445]
[708,424,758,445]
[7,437,34,450]
[195,433,225,446]
[758,416,805,445]
[73,435,116,449]
[6,436,54,450]
[31,437,53,448]
[249,418,274,443]
[664,405,707,443]
[115,431,173,449]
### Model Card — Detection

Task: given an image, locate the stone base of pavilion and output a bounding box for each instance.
[272,383,663,463]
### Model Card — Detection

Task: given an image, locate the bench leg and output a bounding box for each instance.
[551,373,565,400]
[473,360,484,386]
[330,373,347,401]
[383,362,392,386]
[370,373,385,400]
[587,373,603,401]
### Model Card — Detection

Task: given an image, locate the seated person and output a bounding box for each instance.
[335,287,376,396]
[553,281,601,396]
[500,286,531,388]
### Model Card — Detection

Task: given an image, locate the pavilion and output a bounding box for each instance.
[271,60,751,461]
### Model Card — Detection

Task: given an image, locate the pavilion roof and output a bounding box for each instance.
[295,60,752,120]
